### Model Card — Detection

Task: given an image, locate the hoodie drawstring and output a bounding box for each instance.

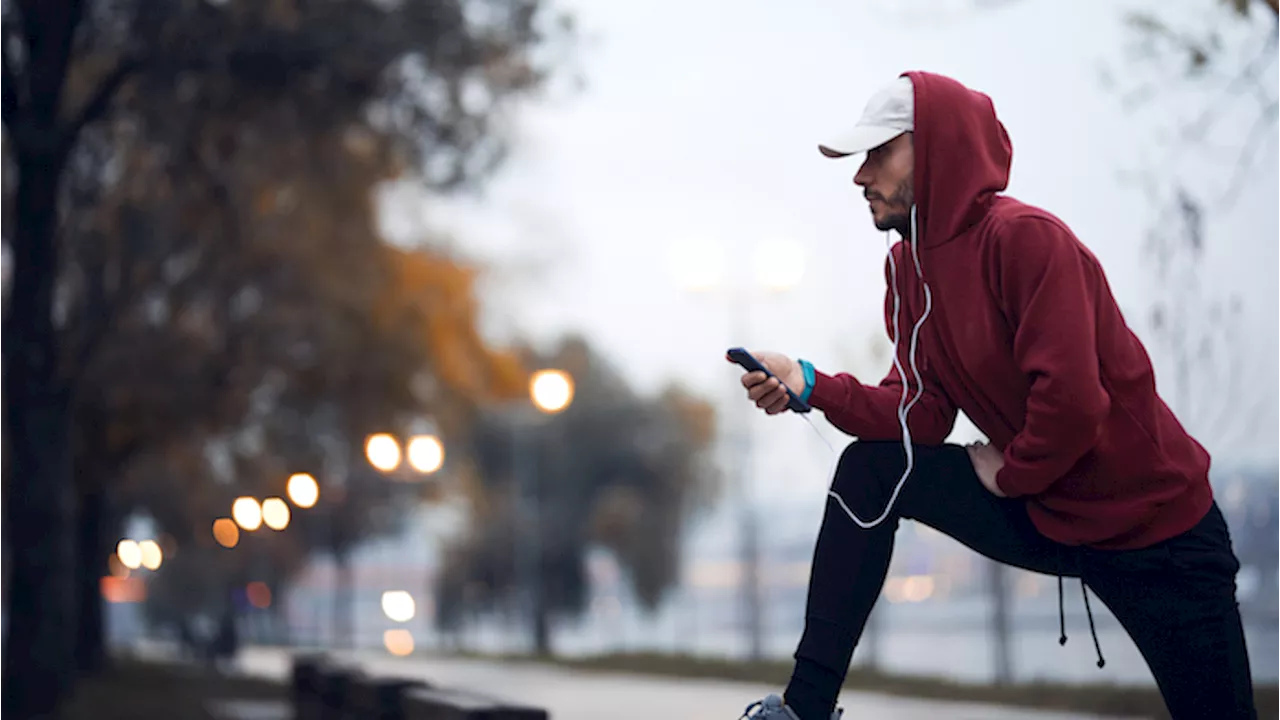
[1081,578,1106,668]
[1056,550,1106,669]
[1057,575,1066,646]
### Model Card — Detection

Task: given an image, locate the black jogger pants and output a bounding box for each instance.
[784,441,1256,720]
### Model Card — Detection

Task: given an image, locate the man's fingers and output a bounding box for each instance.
[754,385,786,410]
[740,371,769,389]
[747,377,781,401]
[766,394,790,415]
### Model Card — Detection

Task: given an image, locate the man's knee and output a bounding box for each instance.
[831,441,904,502]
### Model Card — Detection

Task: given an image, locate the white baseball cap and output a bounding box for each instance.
[818,76,914,158]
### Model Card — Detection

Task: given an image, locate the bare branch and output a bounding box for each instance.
[63,55,143,140]
[1220,100,1280,205]
[1181,26,1279,144]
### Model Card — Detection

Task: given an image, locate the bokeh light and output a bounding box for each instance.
[116,539,142,570]
[246,581,272,609]
[530,369,574,414]
[262,497,291,530]
[138,539,163,570]
[287,472,319,509]
[381,590,416,622]
[108,554,130,578]
[366,433,401,472]
[383,629,415,657]
[232,496,263,531]
[406,435,444,475]
[212,517,240,548]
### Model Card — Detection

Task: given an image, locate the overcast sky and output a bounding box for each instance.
[379,0,1279,525]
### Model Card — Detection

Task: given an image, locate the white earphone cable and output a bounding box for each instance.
[808,205,931,530]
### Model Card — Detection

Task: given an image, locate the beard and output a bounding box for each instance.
[873,175,914,236]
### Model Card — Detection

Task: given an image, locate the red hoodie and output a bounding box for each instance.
[807,71,1213,550]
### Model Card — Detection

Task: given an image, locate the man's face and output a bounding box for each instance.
[853,132,914,236]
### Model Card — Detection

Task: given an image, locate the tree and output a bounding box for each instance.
[434,336,720,654]
[1111,0,1277,206]
[3,0,568,714]
[57,95,538,663]
[1105,1,1277,458]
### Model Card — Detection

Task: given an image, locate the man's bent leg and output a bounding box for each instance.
[783,441,1070,720]
[1085,503,1256,719]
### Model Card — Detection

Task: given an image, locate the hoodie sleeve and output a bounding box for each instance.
[994,215,1112,498]
[808,251,958,445]
[808,364,957,445]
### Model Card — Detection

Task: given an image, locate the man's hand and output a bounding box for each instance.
[728,350,805,416]
[966,441,1007,498]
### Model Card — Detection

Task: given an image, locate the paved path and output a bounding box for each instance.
[233,646,1140,720]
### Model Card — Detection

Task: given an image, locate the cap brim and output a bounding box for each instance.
[818,126,903,158]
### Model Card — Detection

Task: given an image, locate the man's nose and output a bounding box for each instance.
[853,159,872,187]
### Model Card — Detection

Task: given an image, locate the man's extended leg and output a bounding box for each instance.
[782,441,1072,720]
[1084,503,1257,719]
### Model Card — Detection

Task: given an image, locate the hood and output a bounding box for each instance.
[902,71,1012,249]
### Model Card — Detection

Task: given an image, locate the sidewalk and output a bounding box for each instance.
[232,646,1140,720]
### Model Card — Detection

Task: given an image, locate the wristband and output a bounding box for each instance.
[798,359,816,402]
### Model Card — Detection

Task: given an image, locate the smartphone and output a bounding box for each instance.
[726,347,811,414]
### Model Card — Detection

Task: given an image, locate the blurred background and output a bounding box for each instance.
[2,0,1276,717]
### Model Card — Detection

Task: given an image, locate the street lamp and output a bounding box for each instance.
[381,590,416,623]
[406,435,445,474]
[365,433,402,472]
[212,517,240,548]
[232,497,263,531]
[530,369,574,414]
[366,432,444,478]
[262,497,291,531]
[512,367,575,653]
[116,539,142,570]
[672,236,806,662]
[138,540,163,571]
[287,473,319,509]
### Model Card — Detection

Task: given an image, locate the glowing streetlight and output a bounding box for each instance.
[366,433,402,472]
[212,518,240,548]
[262,497,291,531]
[381,590,417,623]
[232,496,263,531]
[116,539,142,570]
[530,369,574,414]
[406,435,444,475]
[383,629,414,657]
[138,540,163,570]
[246,581,272,609]
[287,473,319,509]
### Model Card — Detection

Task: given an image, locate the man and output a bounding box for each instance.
[732,72,1256,720]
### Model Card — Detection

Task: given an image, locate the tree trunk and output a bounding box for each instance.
[1,153,76,718]
[74,487,110,676]
[987,560,1013,686]
[531,576,552,656]
[333,549,353,649]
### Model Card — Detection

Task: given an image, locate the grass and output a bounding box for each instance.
[451,649,1279,720]
[55,659,286,720]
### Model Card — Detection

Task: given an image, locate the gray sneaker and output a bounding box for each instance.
[740,694,843,720]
